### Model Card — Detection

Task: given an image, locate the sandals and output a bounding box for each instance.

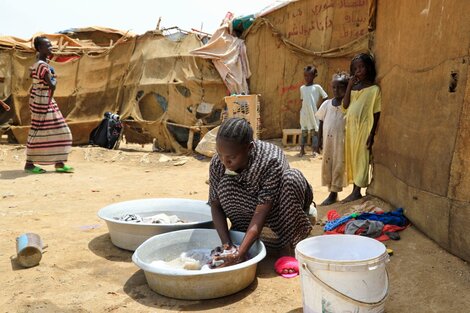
[25,166,46,174]
[55,164,74,173]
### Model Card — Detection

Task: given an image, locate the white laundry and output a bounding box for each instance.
[144,213,184,224]
[114,213,185,224]
[151,249,213,271]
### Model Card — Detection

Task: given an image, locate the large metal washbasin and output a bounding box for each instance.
[132,228,267,300]
[98,198,213,251]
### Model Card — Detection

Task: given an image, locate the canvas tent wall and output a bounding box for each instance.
[368,0,470,262]
[0,28,227,152]
[244,0,375,138]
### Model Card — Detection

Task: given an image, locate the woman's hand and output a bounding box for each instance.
[211,244,244,268]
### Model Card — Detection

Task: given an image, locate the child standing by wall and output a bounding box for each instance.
[299,66,328,157]
[342,53,381,202]
[316,73,349,205]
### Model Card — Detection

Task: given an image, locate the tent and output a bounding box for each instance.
[0,27,227,152]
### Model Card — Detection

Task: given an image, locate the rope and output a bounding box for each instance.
[242,18,371,58]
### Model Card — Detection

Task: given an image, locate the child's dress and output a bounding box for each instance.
[316,99,347,192]
[344,85,381,187]
[299,84,328,132]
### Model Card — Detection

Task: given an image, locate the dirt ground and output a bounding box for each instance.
[0,142,469,313]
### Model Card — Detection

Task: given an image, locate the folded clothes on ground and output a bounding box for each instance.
[345,220,385,238]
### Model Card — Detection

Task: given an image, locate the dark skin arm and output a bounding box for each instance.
[215,201,273,267]
[238,201,272,257]
[316,96,327,110]
[342,75,358,109]
[44,71,56,98]
[367,112,380,150]
[211,200,232,247]
[318,120,323,151]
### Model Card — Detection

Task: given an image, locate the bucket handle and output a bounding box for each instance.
[301,263,389,307]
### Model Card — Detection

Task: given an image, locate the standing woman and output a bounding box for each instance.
[25,37,73,174]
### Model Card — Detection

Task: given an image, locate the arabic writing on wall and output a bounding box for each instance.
[270,0,368,40]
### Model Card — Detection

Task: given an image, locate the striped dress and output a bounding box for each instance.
[209,140,313,249]
[26,60,72,164]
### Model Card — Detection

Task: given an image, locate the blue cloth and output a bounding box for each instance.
[324,215,353,231]
[356,208,407,226]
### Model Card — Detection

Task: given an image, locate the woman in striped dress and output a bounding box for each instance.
[25,37,73,174]
[209,118,314,267]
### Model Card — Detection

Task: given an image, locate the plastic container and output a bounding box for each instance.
[98,198,213,251]
[295,235,389,313]
[132,228,266,300]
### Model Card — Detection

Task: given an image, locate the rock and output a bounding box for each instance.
[158,155,172,163]
[173,160,187,166]
[173,156,189,166]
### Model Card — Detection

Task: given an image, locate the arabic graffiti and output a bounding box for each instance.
[287,16,334,38]
[341,25,367,39]
[270,0,369,40]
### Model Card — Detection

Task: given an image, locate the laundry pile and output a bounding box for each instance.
[114,213,185,224]
[324,208,408,241]
[151,244,244,271]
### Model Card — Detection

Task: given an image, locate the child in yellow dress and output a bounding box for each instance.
[342,53,381,202]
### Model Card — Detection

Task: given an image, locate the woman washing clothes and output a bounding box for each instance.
[209,118,314,267]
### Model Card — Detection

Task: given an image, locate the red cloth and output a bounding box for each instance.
[327,210,341,221]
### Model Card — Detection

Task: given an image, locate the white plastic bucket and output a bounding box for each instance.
[295,235,389,313]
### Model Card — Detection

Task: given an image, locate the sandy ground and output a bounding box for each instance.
[0,143,469,313]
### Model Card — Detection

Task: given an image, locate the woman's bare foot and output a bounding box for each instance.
[24,162,35,170]
[321,192,338,206]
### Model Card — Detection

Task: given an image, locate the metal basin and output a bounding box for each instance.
[97,198,213,251]
[132,228,266,300]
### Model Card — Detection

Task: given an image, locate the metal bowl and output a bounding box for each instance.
[132,228,266,300]
[98,198,213,251]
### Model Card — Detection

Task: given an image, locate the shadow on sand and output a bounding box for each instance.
[88,233,132,263]
[123,269,258,311]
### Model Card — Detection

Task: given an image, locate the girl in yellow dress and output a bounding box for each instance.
[342,53,381,202]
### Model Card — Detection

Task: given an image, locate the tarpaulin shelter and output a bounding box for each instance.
[243,0,375,138]
[0,27,227,152]
[191,25,252,95]
[368,0,470,262]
